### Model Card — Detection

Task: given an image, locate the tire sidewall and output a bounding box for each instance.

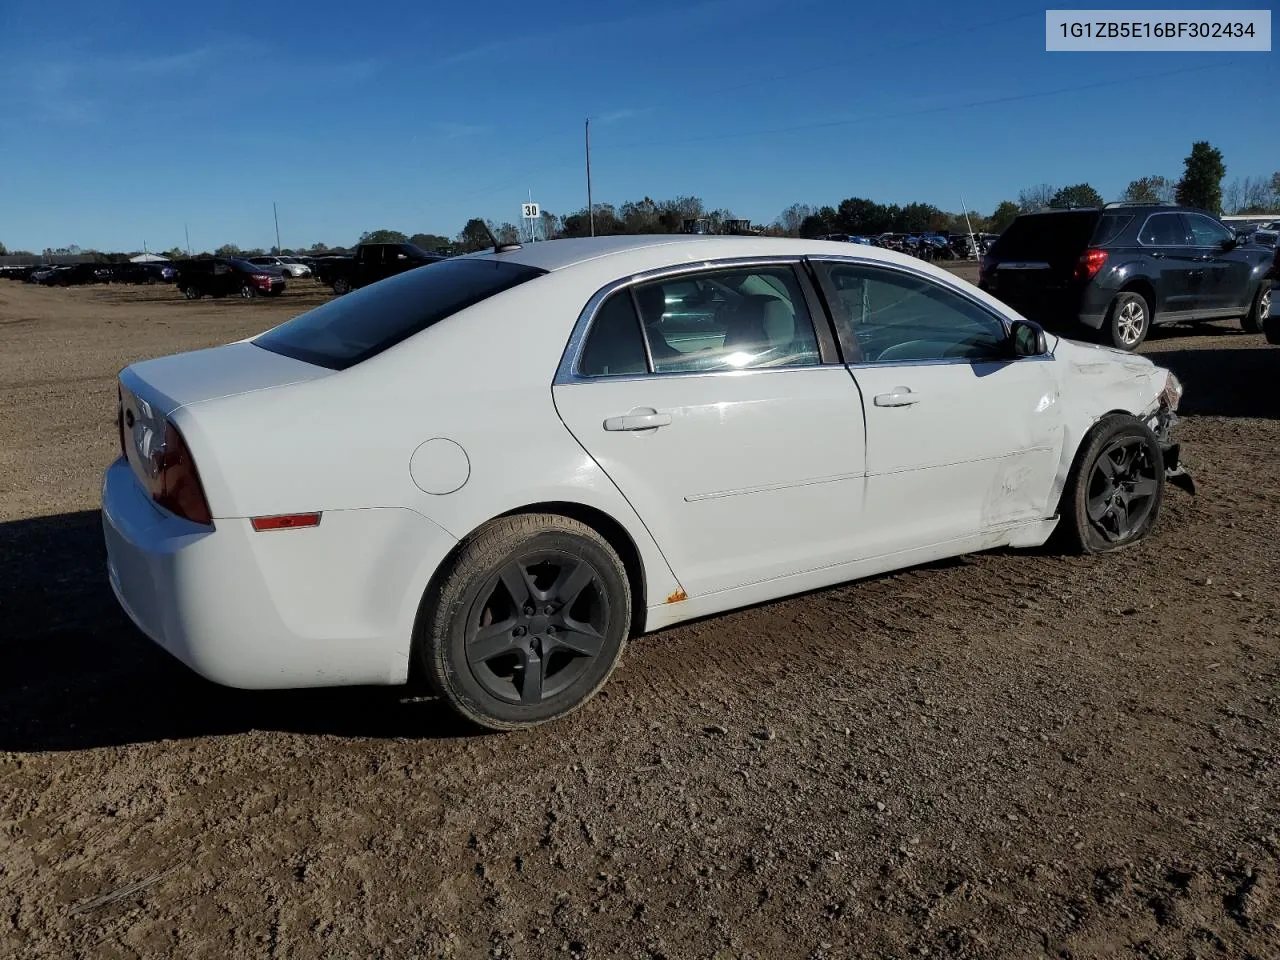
[426,522,629,729]
[333,278,350,295]
[1242,279,1271,334]
[1107,292,1149,351]
[1070,417,1165,553]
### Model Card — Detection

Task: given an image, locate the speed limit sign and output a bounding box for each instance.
[522,202,540,219]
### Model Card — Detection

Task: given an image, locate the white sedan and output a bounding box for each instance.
[247,255,311,278]
[103,236,1187,729]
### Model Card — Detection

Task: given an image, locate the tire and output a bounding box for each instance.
[1104,291,1150,351]
[1241,279,1271,334]
[332,277,351,295]
[418,513,631,731]
[1054,414,1165,555]
[240,283,256,299]
[183,285,201,300]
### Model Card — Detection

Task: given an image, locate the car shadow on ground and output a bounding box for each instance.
[1138,344,1280,419]
[0,511,476,752]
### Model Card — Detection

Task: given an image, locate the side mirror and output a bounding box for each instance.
[1010,318,1047,357]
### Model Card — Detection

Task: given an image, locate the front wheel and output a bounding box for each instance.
[1241,279,1271,334]
[1055,414,1165,554]
[418,514,630,731]
[183,285,201,300]
[1104,291,1150,351]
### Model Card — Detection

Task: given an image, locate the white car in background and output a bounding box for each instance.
[247,255,310,278]
[103,236,1187,729]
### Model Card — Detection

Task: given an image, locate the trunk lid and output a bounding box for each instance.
[120,341,330,418]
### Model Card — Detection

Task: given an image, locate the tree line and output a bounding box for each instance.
[4,142,1275,263]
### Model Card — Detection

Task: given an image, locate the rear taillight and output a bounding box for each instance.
[253,273,272,284]
[148,422,212,525]
[1075,248,1109,281]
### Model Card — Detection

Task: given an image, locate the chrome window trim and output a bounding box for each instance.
[1136,212,1190,248]
[554,256,825,385]
[810,254,1055,362]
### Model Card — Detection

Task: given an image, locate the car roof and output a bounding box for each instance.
[466,234,923,273]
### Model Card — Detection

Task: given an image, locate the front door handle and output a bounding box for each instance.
[873,389,921,408]
[603,408,672,431]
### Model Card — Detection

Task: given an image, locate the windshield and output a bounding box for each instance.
[254,258,546,369]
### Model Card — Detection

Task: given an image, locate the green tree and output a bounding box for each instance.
[0,241,7,256]
[798,205,837,238]
[358,229,409,245]
[1175,141,1226,213]
[539,210,561,240]
[1121,176,1173,204]
[834,197,891,234]
[457,218,493,252]
[1050,183,1103,208]
[988,201,1020,233]
[408,232,451,252]
[215,243,241,257]
[309,242,330,254]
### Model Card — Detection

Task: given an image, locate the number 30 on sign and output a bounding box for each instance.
[522,203,540,219]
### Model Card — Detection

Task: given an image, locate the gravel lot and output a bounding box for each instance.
[2,272,1278,959]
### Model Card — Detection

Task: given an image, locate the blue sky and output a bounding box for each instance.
[1,0,1274,252]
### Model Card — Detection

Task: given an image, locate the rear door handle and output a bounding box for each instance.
[603,408,672,431]
[873,389,921,408]
[1149,252,1165,259]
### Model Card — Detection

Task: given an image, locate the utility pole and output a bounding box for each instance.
[585,118,595,238]
[960,195,977,258]
[273,201,281,254]
[184,223,191,257]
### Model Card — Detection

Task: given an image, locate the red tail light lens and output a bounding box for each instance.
[251,513,322,532]
[1075,248,1109,281]
[148,422,212,525]
[253,273,272,283]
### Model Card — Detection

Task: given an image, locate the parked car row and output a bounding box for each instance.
[818,232,999,261]
[978,201,1274,350]
[0,262,179,285]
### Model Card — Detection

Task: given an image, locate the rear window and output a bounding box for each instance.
[1090,214,1134,245]
[254,258,546,369]
[988,211,1100,262]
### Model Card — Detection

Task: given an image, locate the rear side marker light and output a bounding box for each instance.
[251,513,322,532]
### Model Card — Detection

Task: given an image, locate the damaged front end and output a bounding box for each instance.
[1147,371,1195,495]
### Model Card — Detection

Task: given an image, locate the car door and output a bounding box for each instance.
[812,259,1065,557]
[1185,212,1254,315]
[552,261,868,599]
[1137,212,1201,317]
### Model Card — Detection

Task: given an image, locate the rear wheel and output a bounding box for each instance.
[418,514,630,730]
[240,283,256,299]
[183,285,201,300]
[1241,279,1271,334]
[332,277,351,295]
[1104,291,1150,351]
[1055,414,1164,554]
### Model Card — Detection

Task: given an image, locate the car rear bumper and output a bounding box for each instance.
[102,457,457,689]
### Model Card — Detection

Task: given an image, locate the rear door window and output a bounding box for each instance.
[255,258,546,369]
[1139,213,1190,246]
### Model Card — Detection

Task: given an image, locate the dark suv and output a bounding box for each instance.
[979,203,1274,350]
[175,258,286,300]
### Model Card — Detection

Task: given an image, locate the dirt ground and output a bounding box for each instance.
[1,270,1278,960]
